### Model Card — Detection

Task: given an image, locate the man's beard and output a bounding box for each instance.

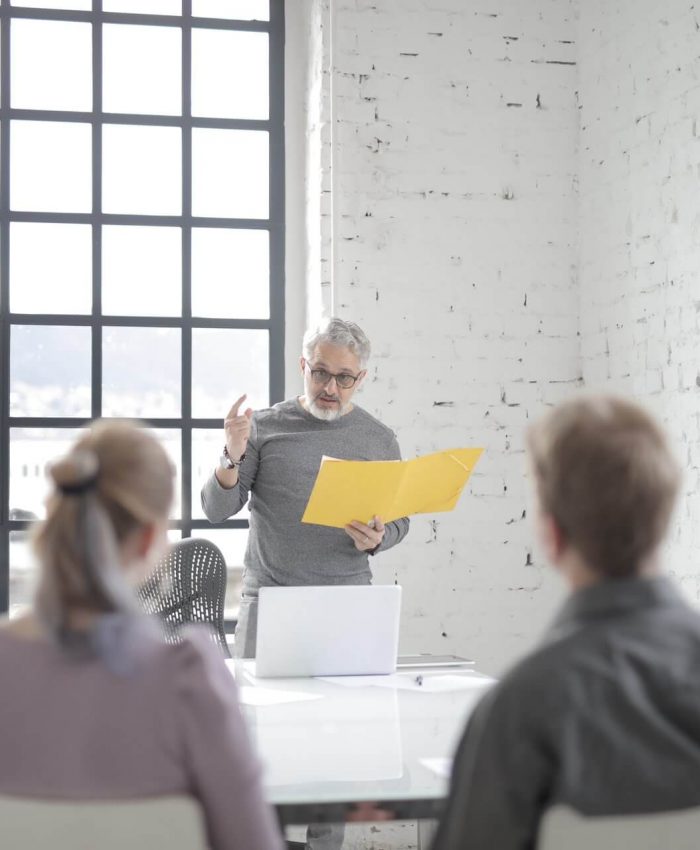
[307,392,350,421]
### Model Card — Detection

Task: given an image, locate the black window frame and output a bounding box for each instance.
[0,0,285,615]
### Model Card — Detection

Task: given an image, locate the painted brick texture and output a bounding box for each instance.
[313,0,579,676]
[578,0,700,599]
[291,1,700,845]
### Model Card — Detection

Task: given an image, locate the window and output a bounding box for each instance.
[0,0,285,620]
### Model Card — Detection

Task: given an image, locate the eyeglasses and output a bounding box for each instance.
[306,363,362,389]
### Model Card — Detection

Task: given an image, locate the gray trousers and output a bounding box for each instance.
[235,597,345,850]
[232,595,259,658]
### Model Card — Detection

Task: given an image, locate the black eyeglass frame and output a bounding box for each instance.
[305,362,365,390]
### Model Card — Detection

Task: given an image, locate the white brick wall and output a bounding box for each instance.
[577,0,700,599]
[284,1,700,844]
[301,0,580,678]
[285,1,700,846]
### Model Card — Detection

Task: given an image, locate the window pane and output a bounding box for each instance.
[194,529,247,621]
[9,427,84,520]
[195,529,247,620]
[192,29,268,120]
[198,529,248,567]
[102,327,181,418]
[102,225,181,316]
[103,24,181,116]
[191,428,250,520]
[10,427,180,521]
[104,0,181,13]
[9,533,36,615]
[102,124,181,215]
[9,426,74,613]
[11,120,92,213]
[192,129,268,219]
[151,428,182,520]
[11,19,92,111]
[193,0,269,20]
[10,325,91,417]
[192,228,268,319]
[10,222,92,315]
[192,329,268,418]
[11,0,91,10]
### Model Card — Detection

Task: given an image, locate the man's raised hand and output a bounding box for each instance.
[225,394,253,461]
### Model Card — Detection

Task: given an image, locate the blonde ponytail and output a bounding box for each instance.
[33,421,174,648]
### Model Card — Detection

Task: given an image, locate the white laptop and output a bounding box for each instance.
[254,585,402,678]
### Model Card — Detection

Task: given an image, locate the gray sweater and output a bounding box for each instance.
[201,398,410,596]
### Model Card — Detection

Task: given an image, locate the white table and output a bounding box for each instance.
[227,661,495,826]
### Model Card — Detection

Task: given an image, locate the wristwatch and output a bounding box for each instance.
[220,446,246,470]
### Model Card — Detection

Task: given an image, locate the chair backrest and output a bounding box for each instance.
[138,537,230,657]
[537,804,700,850]
[0,794,210,850]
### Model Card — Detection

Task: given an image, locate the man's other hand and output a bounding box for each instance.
[344,515,386,552]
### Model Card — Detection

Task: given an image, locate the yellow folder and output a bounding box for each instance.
[301,447,484,528]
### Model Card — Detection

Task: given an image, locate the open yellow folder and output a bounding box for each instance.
[301,447,484,528]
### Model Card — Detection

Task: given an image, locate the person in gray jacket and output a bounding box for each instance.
[201,316,410,660]
[432,394,700,850]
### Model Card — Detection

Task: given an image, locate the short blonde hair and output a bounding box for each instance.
[527,395,681,578]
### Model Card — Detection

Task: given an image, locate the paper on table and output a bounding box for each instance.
[237,686,323,706]
[225,660,325,704]
[317,672,495,692]
[225,659,259,681]
[240,660,259,679]
[420,757,452,778]
[316,674,402,689]
[302,447,484,528]
[415,674,495,692]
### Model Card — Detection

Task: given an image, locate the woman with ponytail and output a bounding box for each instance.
[0,421,284,850]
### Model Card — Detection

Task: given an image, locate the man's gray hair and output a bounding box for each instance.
[302,317,371,368]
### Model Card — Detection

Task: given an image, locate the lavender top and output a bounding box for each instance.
[0,621,284,850]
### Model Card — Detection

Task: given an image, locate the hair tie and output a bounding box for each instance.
[58,475,99,496]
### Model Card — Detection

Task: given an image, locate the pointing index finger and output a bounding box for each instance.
[226,394,247,419]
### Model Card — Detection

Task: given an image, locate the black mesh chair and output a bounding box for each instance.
[138,537,231,658]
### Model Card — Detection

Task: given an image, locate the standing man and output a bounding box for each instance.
[201,317,410,850]
[201,317,410,658]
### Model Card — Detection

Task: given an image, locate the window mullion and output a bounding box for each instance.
[0,4,13,613]
[181,0,193,539]
[92,0,103,419]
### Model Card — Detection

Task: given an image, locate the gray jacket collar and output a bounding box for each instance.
[546,575,683,644]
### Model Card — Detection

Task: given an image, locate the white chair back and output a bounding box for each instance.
[0,793,209,850]
[537,804,700,850]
